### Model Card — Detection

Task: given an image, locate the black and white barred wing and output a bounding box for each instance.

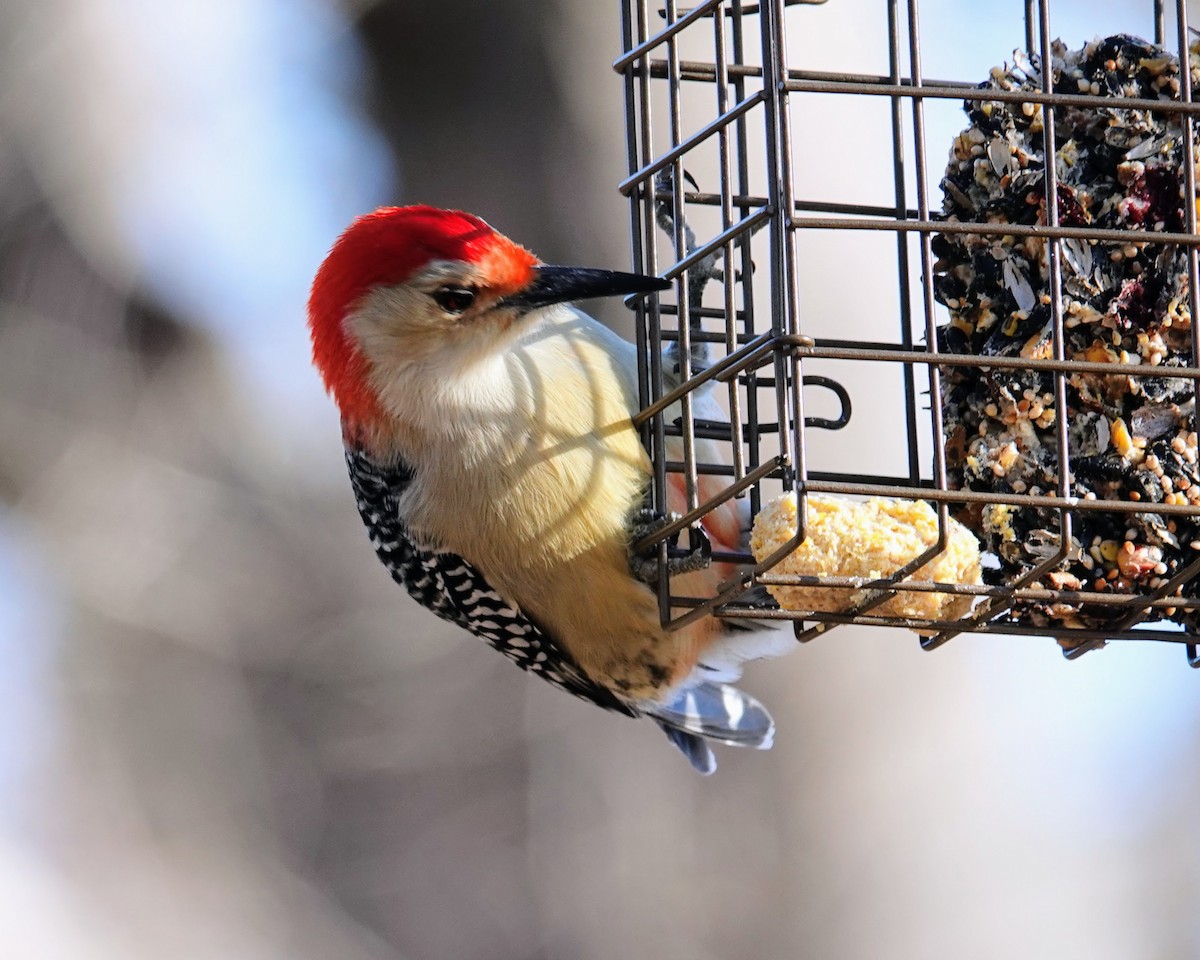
[345,448,635,716]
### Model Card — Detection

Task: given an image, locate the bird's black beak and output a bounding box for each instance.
[502,265,670,310]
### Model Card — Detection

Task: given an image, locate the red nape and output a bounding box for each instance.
[307,205,538,430]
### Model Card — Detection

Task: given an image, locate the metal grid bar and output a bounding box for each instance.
[617,0,1200,666]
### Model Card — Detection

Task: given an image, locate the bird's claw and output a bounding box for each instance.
[629,508,713,583]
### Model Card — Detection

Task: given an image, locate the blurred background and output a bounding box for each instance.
[0,1,1198,957]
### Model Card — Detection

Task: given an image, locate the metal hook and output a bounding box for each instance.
[802,374,852,431]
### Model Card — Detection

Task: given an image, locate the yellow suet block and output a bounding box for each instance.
[750,493,983,623]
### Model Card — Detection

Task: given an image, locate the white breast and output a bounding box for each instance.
[391,306,650,571]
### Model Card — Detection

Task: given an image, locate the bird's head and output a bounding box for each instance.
[308,205,667,443]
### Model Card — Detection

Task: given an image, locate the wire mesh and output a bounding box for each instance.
[617,0,1200,665]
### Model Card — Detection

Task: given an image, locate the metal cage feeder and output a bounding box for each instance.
[617,0,1200,667]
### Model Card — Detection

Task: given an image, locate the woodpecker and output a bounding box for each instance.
[308,205,791,773]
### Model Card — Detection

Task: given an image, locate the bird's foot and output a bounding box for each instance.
[629,508,712,583]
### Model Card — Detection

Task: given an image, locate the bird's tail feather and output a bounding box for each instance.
[645,680,776,773]
[656,723,717,775]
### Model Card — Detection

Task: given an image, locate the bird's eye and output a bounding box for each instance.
[432,286,477,314]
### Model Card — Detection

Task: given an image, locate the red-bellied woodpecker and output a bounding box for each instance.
[308,205,791,773]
